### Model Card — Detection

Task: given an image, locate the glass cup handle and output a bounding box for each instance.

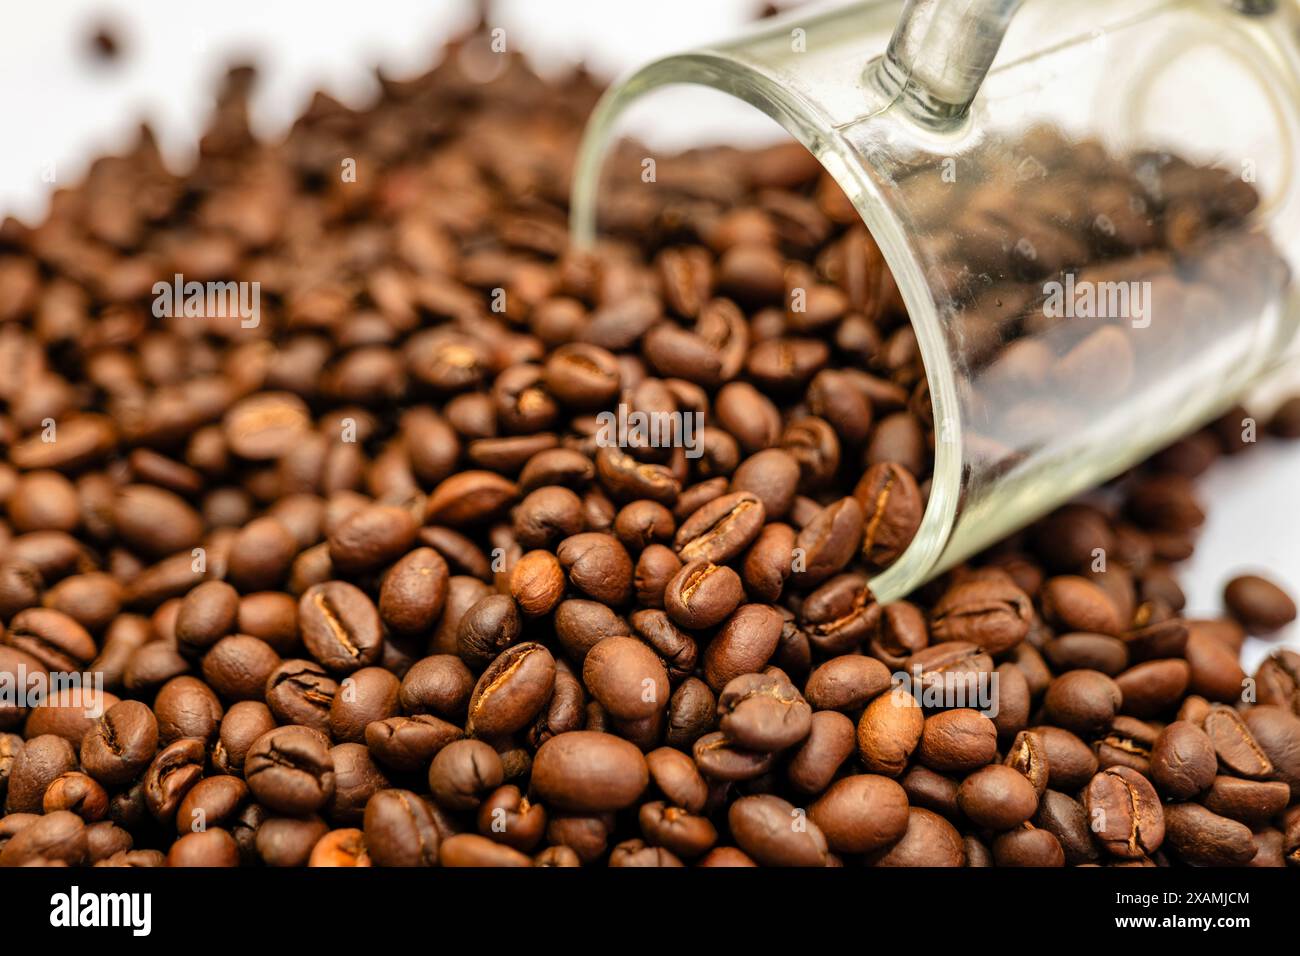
[871,0,1025,127]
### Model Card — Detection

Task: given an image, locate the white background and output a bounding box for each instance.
[2,0,1296,667]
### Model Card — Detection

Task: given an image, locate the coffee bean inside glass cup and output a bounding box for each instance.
[0,7,1297,876]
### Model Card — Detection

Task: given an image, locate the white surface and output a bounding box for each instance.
[2,0,1297,662]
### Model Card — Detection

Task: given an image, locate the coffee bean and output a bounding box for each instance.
[857,690,924,777]
[377,548,448,637]
[1033,789,1098,865]
[299,581,383,673]
[729,794,828,866]
[1201,776,1291,824]
[1041,576,1124,636]
[1203,704,1273,778]
[1163,802,1255,866]
[1148,720,1216,799]
[214,701,275,775]
[556,533,633,606]
[868,807,964,867]
[808,774,909,854]
[664,560,743,630]
[469,643,557,735]
[456,594,521,669]
[1084,765,1165,859]
[853,462,923,569]
[266,659,337,733]
[143,738,205,824]
[1042,670,1122,736]
[804,655,892,712]
[476,784,547,852]
[1224,573,1296,634]
[245,726,335,815]
[364,789,440,867]
[930,577,1032,654]
[702,603,784,690]
[80,700,158,787]
[154,675,223,745]
[582,636,667,722]
[531,731,648,812]
[717,672,811,751]
[919,709,998,773]
[1243,705,1300,797]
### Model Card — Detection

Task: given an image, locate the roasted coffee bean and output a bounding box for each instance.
[929,577,1032,654]
[1224,573,1296,634]
[991,826,1065,867]
[853,462,923,569]
[80,700,158,787]
[1084,765,1165,859]
[266,659,337,733]
[308,828,371,867]
[582,637,667,722]
[703,603,784,691]
[790,497,864,588]
[666,678,716,749]
[213,701,275,775]
[1040,576,1124,636]
[378,547,449,637]
[1115,658,1190,717]
[43,771,109,822]
[1202,775,1291,824]
[799,573,879,655]
[425,739,504,812]
[716,672,811,752]
[556,533,634,606]
[1095,716,1158,774]
[143,738,205,824]
[1042,670,1122,736]
[154,675,223,745]
[664,560,743,630]
[804,655,892,712]
[869,808,964,867]
[1243,705,1300,797]
[674,491,765,565]
[327,742,390,825]
[1033,790,1098,865]
[245,726,335,816]
[857,689,924,777]
[299,582,383,674]
[692,731,775,781]
[1149,720,1216,799]
[1163,802,1255,866]
[475,784,547,852]
[456,594,522,669]
[531,731,648,811]
[174,580,239,656]
[202,634,281,702]
[729,794,828,867]
[919,709,998,773]
[175,776,248,835]
[469,643,557,736]
[958,764,1039,830]
[904,642,994,702]
[363,789,440,867]
[329,667,401,743]
[1203,704,1273,778]
[365,715,462,772]
[327,504,417,574]
[1044,632,1129,675]
[0,810,87,866]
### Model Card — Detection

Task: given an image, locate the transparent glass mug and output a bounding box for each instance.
[571,0,1300,602]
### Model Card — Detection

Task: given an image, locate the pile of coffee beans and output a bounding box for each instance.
[0,21,1298,867]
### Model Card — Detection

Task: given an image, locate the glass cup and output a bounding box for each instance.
[571,0,1300,601]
